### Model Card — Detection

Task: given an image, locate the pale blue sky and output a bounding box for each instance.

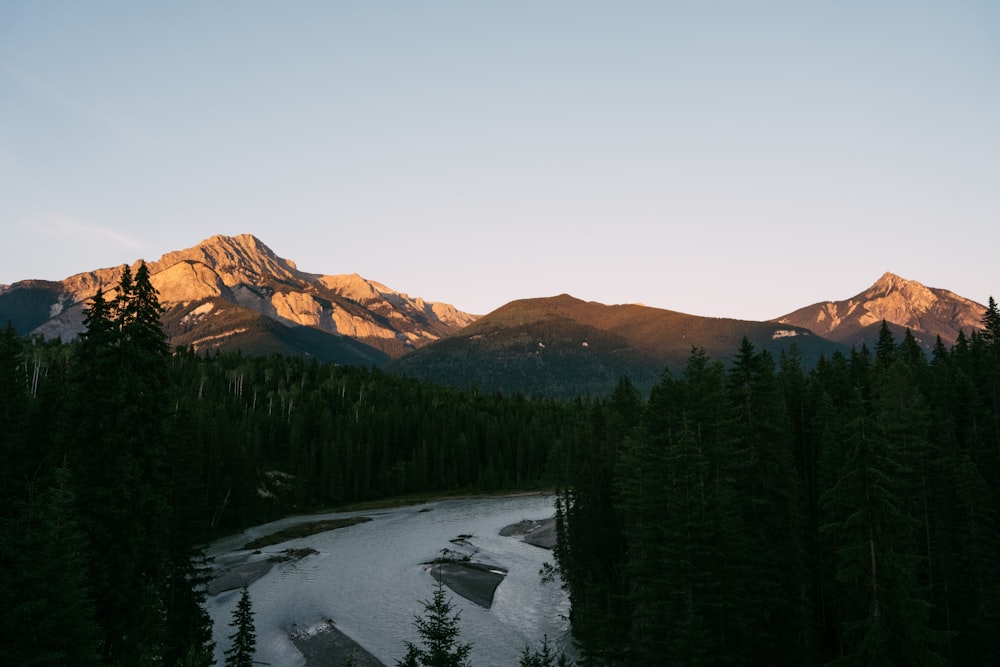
[2,1,998,319]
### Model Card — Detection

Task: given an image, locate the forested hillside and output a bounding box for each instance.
[0,265,572,666]
[553,303,1000,666]
[3,262,999,665]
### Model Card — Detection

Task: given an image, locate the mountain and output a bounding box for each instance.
[386,294,845,398]
[0,234,476,364]
[773,272,986,351]
[3,239,988,397]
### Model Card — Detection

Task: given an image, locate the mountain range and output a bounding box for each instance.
[0,234,989,396]
[0,234,475,366]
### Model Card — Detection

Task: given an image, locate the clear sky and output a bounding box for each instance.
[2,1,998,319]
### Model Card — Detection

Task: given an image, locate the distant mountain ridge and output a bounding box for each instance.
[0,234,476,363]
[386,294,842,397]
[773,271,984,350]
[0,236,990,396]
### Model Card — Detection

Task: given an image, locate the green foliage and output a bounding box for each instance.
[819,389,944,666]
[397,580,472,667]
[4,280,1000,666]
[555,303,1000,667]
[1,276,578,666]
[520,635,573,667]
[224,587,257,667]
[59,264,175,663]
[0,464,101,666]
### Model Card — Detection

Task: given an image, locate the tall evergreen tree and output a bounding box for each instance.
[726,338,807,663]
[618,419,715,666]
[874,320,897,370]
[981,296,1000,351]
[819,389,945,666]
[554,379,639,665]
[61,265,175,664]
[224,587,257,667]
[0,323,28,506]
[519,635,572,667]
[397,580,472,667]
[900,329,926,368]
[0,463,102,667]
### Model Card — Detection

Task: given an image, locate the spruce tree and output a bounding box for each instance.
[0,463,102,666]
[981,296,1000,351]
[62,265,175,664]
[519,635,572,667]
[901,329,926,367]
[874,320,897,369]
[224,587,257,667]
[819,389,945,666]
[397,580,472,667]
[618,419,715,666]
[553,380,637,665]
[0,323,28,506]
[726,338,807,663]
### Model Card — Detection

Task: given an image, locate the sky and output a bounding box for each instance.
[2,1,998,320]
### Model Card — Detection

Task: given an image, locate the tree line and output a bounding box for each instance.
[553,301,1000,666]
[4,262,998,665]
[0,264,574,665]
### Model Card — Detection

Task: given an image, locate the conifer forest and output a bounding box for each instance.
[2,265,999,666]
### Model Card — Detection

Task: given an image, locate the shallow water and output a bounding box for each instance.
[206,494,573,666]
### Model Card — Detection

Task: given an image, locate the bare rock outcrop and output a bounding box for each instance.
[1,233,477,361]
[775,272,985,349]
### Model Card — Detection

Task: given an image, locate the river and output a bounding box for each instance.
[205,494,574,666]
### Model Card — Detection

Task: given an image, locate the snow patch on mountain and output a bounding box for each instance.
[179,302,215,326]
[771,329,799,339]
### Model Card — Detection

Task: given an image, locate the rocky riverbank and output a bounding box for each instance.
[498,516,557,549]
[290,620,385,667]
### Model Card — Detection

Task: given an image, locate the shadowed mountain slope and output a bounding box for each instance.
[387,294,844,397]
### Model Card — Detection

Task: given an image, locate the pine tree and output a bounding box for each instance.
[981,296,1000,351]
[0,323,28,506]
[901,329,926,367]
[163,547,216,667]
[0,463,102,666]
[60,265,175,664]
[397,580,472,667]
[224,587,257,667]
[819,389,945,666]
[519,635,573,667]
[553,380,638,665]
[618,419,716,666]
[726,338,807,663]
[874,320,897,369]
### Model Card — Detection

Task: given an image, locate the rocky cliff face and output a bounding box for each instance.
[774,272,985,349]
[0,234,477,361]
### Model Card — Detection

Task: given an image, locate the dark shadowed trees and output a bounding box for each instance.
[224,587,257,667]
[397,580,472,667]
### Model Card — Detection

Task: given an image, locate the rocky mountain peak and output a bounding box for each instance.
[0,233,478,362]
[319,273,385,303]
[775,272,984,349]
[866,271,935,302]
[860,273,940,328]
[149,234,305,288]
[869,271,906,293]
